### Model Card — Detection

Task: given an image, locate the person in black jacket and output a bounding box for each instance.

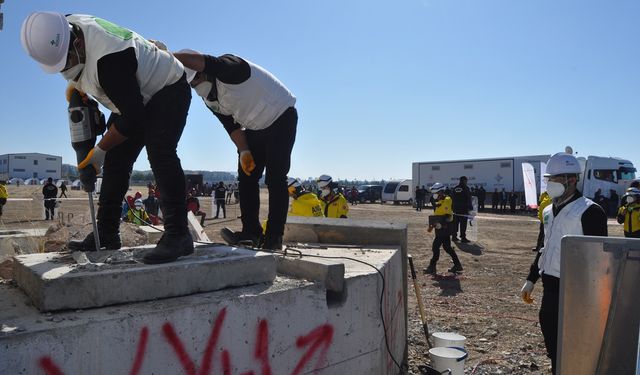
[451,176,473,243]
[213,181,227,219]
[42,177,58,220]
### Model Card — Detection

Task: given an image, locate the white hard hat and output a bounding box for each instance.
[317,174,332,188]
[430,182,445,194]
[625,187,640,197]
[134,198,143,208]
[287,177,301,188]
[21,12,71,73]
[544,152,582,177]
[176,49,200,83]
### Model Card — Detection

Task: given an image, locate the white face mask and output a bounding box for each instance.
[625,195,636,204]
[546,181,566,199]
[61,63,84,81]
[320,188,331,198]
[194,81,213,98]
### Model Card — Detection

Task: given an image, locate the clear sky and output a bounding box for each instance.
[1,0,638,181]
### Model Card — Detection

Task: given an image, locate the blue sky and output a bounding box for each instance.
[1,0,638,181]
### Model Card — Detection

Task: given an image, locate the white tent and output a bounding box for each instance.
[24,178,39,185]
[8,177,24,185]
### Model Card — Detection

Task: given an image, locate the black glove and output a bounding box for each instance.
[79,166,97,192]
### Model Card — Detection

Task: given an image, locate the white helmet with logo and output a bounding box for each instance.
[287,177,303,197]
[134,198,144,209]
[544,152,582,177]
[21,12,71,73]
[430,182,445,194]
[317,174,332,189]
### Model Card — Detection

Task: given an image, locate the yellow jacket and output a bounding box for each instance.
[0,184,7,199]
[126,209,149,226]
[290,192,324,217]
[617,202,640,237]
[434,196,453,219]
[537,191,552,222]
[321,193,349,218]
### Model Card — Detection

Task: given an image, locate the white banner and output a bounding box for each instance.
[540,162,547,194]
[522,162,537,208]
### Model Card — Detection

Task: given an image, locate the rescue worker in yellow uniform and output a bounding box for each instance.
[0,180,8,219]
[125,198,150,226]
[532,191,553,251]
[617,187,640,238]
[424,183,463,274]
[317,175,348,218]
[288,178,324,217]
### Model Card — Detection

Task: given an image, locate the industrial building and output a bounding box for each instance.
[0,153,62,181]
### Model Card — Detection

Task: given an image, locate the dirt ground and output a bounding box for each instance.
[0,185,625,374]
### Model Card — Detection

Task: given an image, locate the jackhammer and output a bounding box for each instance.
[67,87,106,251]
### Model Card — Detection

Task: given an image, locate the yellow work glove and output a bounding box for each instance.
[521,280,534,304]
[239,150,256,176]
[78,146,107,175]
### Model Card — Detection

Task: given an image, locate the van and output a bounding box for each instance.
[382,179,413,205]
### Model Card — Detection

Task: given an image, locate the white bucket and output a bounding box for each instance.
[428,346,468,375]
[431,332,466,348]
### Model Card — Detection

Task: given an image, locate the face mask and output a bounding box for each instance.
[546,181,566,199]
[625,195,636,204]
[320,188,331,198]
[194,81,213,98]
[61,63,84,81]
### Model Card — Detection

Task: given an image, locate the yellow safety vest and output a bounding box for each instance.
[434,196,453,220]
[618,203,640,237]
[127,209,149,225]
[321,193,349,218]
[537,191,552,222]
[290,192,324,217]
[0,185,7,199]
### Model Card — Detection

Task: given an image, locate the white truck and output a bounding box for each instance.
[412,154,636,199]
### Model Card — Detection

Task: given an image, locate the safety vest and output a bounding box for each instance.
[127,208,149,225]
[0,185,7,199]
[538,197,593,278]
[618,203,640,237]
[67,15,185,114]
[290,192,324,217]
[203,59,295,130]
[321,193,349,218]
[434,196,453,218]
[537,191,552,222]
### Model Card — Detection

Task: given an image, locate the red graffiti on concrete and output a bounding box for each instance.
[37,307,334,375]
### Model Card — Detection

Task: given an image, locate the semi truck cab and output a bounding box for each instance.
[578,156,636,199]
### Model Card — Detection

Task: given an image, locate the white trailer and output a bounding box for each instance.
[412,154,636,199]
[412,155,550,194]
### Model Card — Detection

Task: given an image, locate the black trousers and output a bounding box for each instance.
[0,198,5,216]
[540,274,560,374]
[44,200,56,219]
[99,77,191,236]
[215,198,226,218]
[453,214,468,239]
[239,107,297,241]
[429,230,461,266]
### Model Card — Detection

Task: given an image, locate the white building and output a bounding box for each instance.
[0,153,62,181]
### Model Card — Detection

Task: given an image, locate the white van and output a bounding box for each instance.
[382,179,413,205]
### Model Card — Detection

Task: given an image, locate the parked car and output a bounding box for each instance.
[357,184,383,203]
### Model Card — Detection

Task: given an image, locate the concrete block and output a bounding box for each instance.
[0,228,47,260]
[12,245,276,311]
[138,225,163,243]
[277,255,345,291]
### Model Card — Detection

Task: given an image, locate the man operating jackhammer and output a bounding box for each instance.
[21,12,193,263]
[520,152,607,374]
[173,49,297,251]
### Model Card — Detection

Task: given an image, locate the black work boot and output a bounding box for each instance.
[141,232,194,264]
[423,264,437,275]
[261,235,283,252]
[68,231,122,252]
[448,264,464,273]
[220,227,261,247]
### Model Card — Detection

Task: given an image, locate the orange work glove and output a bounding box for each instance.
[239,150,256,176]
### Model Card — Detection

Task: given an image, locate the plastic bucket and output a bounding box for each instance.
[428,346,468,375]
[431,332,466,348]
